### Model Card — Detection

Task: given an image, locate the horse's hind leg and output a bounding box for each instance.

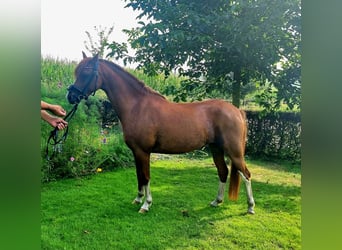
[239,168,255,214]
[230,157,255,214]
[209,145,229,207]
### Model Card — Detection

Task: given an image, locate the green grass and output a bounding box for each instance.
[41,156,301,249]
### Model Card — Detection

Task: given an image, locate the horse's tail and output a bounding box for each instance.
[228,163,241,200]
[228,110,248,200]
[239,110,248,152]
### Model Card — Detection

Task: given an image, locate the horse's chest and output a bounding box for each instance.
[122,123,157,149]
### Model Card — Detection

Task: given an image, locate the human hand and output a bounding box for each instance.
[50,104,66,117]
[49,117,68,130]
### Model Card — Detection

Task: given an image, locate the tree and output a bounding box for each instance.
[84,25,115,58]
[108,0,301,109]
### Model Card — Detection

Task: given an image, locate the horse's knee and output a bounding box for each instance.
[238,169,251,183]
[241,167,251,180]
[218,167,229,182]
[231,157,250,179]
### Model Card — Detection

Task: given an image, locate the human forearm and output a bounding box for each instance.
[41,101,66,117]
[41,110,54,124]
[41,110,68,130]
[41,101,51,110]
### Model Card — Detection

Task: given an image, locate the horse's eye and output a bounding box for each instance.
[82,67,93,76]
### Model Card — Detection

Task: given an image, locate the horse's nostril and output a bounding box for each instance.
[66,93,77,104]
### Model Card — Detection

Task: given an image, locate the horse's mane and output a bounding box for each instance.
[101,59,166,99]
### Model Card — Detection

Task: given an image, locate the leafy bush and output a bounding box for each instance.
[41,118,133,182]
[41,57,133,182]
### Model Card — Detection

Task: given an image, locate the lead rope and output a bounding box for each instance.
[45,103,79,160]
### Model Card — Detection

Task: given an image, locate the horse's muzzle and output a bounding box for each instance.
[66,85,83,104]
[66,92,79,104]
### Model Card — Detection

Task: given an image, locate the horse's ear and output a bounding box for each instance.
[92,53,99,70]
[82,51,87,59]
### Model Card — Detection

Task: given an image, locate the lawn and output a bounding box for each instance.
[41,156,301,249]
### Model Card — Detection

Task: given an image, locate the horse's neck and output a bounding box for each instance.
[102,69,145,121]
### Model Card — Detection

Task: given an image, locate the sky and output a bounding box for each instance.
[41,0,142,62]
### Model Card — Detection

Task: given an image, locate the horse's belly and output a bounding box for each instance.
[152,133,207,154]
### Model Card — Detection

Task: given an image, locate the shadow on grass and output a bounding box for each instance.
[151,165,300,214]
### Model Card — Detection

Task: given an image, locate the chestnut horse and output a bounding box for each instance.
[67,52,255,214]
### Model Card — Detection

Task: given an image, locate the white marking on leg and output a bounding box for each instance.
[211,181,226,207]
[139,181,152,213]
[238,171,255,214]
[132,189,144,204]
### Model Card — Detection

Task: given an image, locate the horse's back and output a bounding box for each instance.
[153,98,245,136]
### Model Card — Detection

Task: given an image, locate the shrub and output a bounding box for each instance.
[245,111,301,162]
[41,118,133,182]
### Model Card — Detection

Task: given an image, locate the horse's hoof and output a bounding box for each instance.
[138,208,148,214]
[247,208,255,215]
[210,199,223,207]
[132,199,141,205]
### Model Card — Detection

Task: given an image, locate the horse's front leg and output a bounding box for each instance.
[138,181,152,213]
[132,150,152,213]
[132,188,144,204]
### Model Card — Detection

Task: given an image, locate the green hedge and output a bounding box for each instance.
[245,111,301,162]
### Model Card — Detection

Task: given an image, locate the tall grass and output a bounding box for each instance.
[41,57,76,102]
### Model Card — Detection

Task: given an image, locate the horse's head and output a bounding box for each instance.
[67,52,101,104]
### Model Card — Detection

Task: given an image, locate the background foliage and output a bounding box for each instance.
[41,57,300,182]
[108,0,301,109]
[41,57,133,182]
[245,111,301,162]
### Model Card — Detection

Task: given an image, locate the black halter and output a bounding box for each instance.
[67,60,99,102]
